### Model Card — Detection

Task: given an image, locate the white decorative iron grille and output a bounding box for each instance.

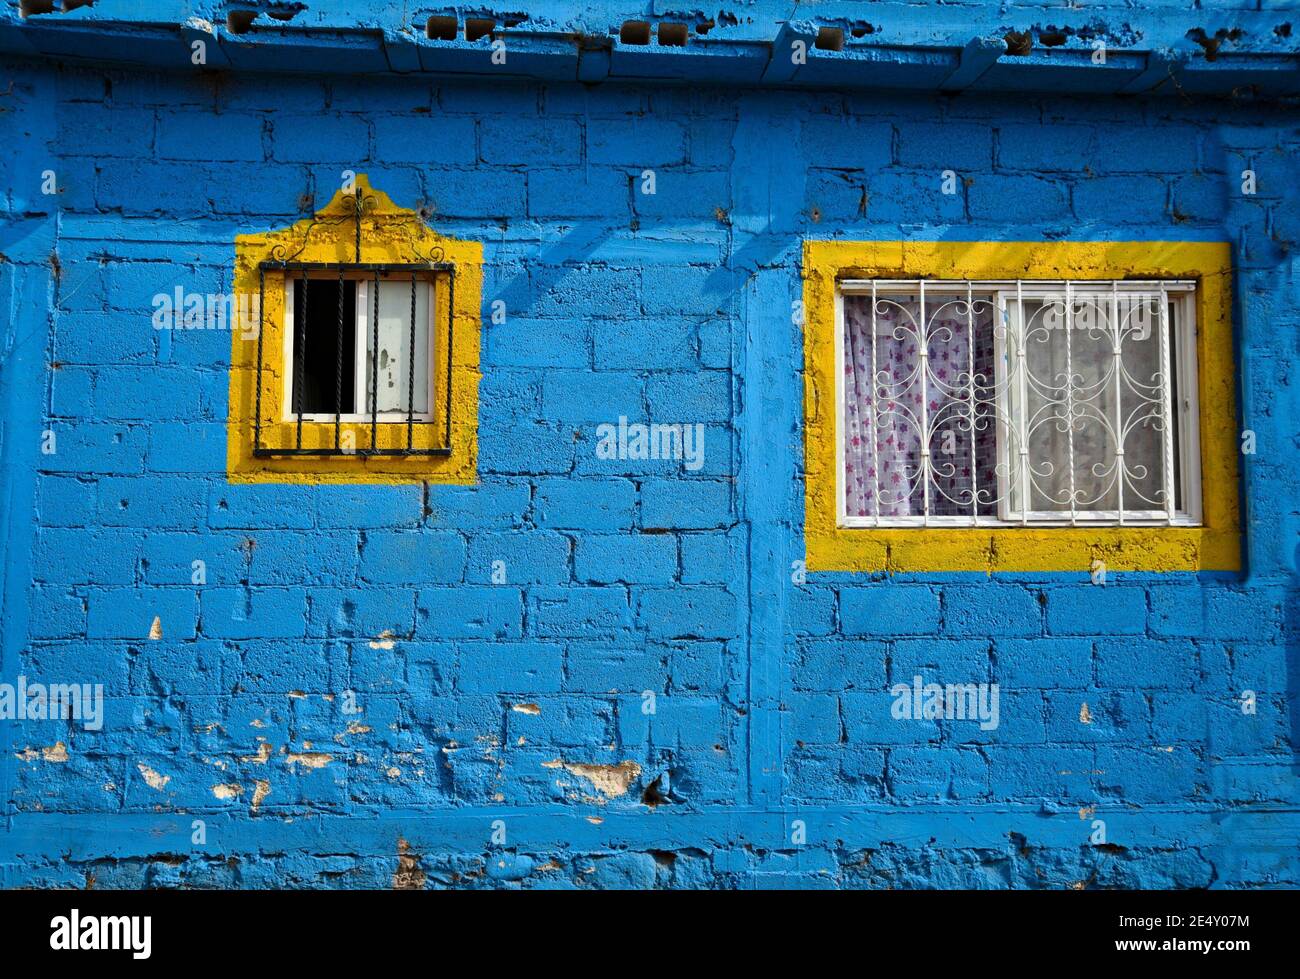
[837,279,1201,528]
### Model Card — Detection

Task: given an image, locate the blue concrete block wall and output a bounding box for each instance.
[2,45,1300,888]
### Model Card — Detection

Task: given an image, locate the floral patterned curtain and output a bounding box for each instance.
[843,294,999,519]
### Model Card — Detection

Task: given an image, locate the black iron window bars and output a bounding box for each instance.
[251,189,456,458]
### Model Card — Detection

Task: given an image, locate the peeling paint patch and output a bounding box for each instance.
[285,750,333,769]
[16,742,68,763]
[240,742,273,764]
[393,838,426,890]
[511,702,541,715]
[251,780,271,811]
[548,760,642,798]
[137,763,170,790]
[212,783,242,800]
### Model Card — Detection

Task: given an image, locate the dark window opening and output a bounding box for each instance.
[292,277,356,415]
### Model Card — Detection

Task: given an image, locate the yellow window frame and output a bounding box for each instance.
[227,175,481,485]
[802,240,1241,573]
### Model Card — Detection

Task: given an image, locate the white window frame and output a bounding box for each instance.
[834,279,1202,530]
[282,272,437,424]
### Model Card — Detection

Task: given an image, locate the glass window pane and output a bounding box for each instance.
[842,291,999,520]
[365,279,431,415]
[291,277,356,415]
[1007,290,1174,519]
[1116,295,1174,513]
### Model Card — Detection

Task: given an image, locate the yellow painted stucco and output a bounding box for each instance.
[227,175,481,484]
[802,240,1241,573]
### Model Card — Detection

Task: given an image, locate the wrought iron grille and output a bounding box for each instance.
[252,188,455,458]
[838,279,1201,528]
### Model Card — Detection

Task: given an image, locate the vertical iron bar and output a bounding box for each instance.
[295,274,306,450]
[1064,280,1076,525]
[1111,282,1125,525]
[354,187,362,264]
[967,279,977,520]
[1016,280,1030,525]
[370,270,380,452]
[444,270,456,450]
[254,267,265,453]
[1157,282,1175,524]
[335,266,344,450]
[870,280,881,527]
[408,272,417,450]
[919,280,930,525]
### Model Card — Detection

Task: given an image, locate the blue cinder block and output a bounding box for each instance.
[840,585,940,636]
[468,531,571,584]
[158,111,264,162]
[574,534,676,584]
[426,482,531,530]
[87,587,197,640]
[534,477,636,531]
[994,638,1092,688]
[373,115,476,165]
[528,167,629,219]
[1096,638,1197,689]
[541,371,642,424]
[867,171,966,224]
[531,585,633,639]
[457,642,564,694]
[27,586,88,640]
[1045,586,1146,635]
[897,121,992,170]
[942,583,1041,638]
[34,527,141,585]
[637,586,738,640]
[588,118,688,166]
[1074,175,1168,223]
[98,476,206,528]
[360,530,465,585]
[566,643,668,693]
[201,587,306,640]
[272,113,370,163]
[418,586,523,640]
[783,692,842,744]
[795,638,887,691]
[969,175,1070,222]
[641,479,731,529]
[480,116,582,166]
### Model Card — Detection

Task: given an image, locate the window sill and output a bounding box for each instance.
[806,525,1241,573]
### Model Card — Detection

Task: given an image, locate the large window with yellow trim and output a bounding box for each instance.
[837,279,1201,528]
[803,241,1240,573]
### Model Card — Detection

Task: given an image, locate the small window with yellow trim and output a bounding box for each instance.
[227,176,481,485]
[271,264,450,457]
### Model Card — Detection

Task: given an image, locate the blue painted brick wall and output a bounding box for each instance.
[2,42,1299,890]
